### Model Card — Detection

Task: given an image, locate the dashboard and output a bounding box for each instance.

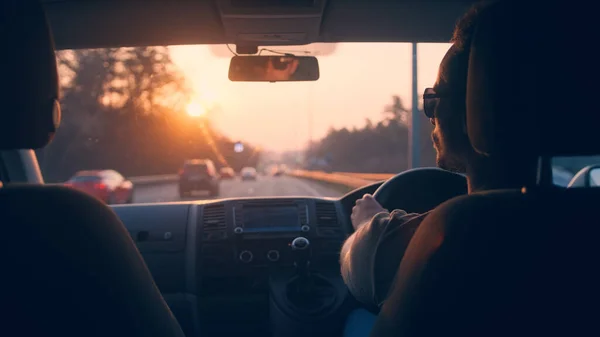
[202,198,346,271]
[112,192,375,337]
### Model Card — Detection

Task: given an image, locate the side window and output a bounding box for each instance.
[553,155,600,187]
[590,170,600,186]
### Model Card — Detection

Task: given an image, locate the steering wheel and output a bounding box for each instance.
[373,167,468,214]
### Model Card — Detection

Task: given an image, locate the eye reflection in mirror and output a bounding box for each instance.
[589,168,600,186]
[228,55,320,82]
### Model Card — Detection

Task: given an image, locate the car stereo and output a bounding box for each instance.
[234,202,310,234]
[240,205,302,233]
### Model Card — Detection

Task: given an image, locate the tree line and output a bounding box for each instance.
[307,95,599,175]
[37,47,260,183]
[306,95,436,173]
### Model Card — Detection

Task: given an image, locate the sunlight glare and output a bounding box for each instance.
[186,102,206,117]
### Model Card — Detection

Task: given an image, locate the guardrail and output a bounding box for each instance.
[335,172,395,181]
[287,170,395,189]
[127,171,397,189]
[129,174,178,185]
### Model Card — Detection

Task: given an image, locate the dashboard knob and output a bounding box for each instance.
[267,250,280,262]
[291,237,310,250]
[239,250,253,263]
[234,227,243,234]
[301,225,310,232]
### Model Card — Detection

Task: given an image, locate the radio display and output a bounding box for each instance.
[242,206,300,232]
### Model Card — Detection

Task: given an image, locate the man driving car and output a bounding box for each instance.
[340,1,538,335]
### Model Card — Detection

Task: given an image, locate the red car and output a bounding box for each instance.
[65,170,134,204]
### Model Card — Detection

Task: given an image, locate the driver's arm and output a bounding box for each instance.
[340,210,427,307]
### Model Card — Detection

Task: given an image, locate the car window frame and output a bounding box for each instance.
[0,150,44,184]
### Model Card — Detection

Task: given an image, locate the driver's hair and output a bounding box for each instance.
[451,0,497,50]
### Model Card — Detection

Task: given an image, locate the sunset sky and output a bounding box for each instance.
[169,42,451,152]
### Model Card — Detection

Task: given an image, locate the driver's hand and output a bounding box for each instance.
[351,194,388,230]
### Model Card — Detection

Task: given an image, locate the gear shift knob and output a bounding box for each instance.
[291,236,310,251]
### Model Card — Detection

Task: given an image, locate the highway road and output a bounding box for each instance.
[132,175,345,203]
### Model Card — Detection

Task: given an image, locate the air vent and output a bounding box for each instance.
[315,202,338,227]
[202,204,226,230]
[234,205,243,228]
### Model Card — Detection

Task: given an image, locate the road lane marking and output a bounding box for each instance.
[290,177,322,196]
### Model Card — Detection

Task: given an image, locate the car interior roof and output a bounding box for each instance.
[41,0,478,50]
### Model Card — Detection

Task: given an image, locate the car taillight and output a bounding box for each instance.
[178,169,184,175]
[94,183,107,190]
[64,182,73,187]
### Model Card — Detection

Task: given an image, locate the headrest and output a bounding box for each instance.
[0,0,60,150]
[466,1,596,157]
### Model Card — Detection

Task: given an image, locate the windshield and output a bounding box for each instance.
[37,43,593,203]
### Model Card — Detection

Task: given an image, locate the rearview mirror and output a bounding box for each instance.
[228,55,319,82]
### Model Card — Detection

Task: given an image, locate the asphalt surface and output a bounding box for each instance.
[132,175,344,203]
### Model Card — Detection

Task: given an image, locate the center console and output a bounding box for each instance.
[198,198,350,337]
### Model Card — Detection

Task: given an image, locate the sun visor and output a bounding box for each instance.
[0,0,60,150]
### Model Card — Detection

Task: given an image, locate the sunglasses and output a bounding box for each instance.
[423,87,440,119]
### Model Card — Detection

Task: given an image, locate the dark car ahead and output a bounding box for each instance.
[178,159,220,198]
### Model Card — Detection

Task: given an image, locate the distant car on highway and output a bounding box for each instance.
[241,167,258,181]
[219,167,235,179]
[65,169,133,204]
[178,159,220,197]
[276,164,288,176]
[267,164,285,176]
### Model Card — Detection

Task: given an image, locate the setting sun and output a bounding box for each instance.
[186,101,206,117]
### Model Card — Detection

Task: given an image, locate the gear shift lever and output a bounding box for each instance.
[290,237,311,289]
[286,236,336,314]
